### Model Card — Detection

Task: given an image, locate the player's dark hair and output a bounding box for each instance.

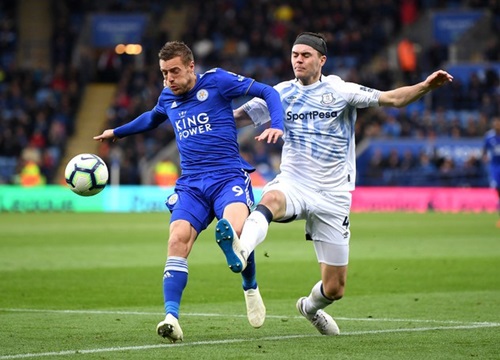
[293,32,327,56]
[158,41,194,65]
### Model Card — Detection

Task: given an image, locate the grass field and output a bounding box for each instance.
[1,212,499,359]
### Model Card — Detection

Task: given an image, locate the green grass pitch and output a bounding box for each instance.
[0,212,499,359]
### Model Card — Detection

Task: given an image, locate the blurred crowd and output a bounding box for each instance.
[0,0,167,185]
[0,0,499,187]
[0,1,82,185]
[364,146,487,187]
[181,0,499,187]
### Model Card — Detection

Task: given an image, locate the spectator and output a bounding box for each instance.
[366,148,385,184]
[97,49,122,83]
[381,115,402,138]
[397,38,418,84]
[415,152,437,185]
[438,157,456,186]
[154,158,179,187]
[400,149,417,171]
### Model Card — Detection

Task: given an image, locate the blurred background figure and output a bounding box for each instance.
[483,116,500,227]
[154,157,178,187]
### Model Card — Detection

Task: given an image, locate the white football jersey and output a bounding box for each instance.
[243,74,381,191]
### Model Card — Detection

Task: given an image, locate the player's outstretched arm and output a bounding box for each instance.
[94,110,168,141]
[93,129,117,142]
[379,70,453,108]
[424,69,454,90]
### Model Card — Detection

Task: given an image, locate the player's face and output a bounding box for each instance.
[160,57,196,95]
[291,44,326,85]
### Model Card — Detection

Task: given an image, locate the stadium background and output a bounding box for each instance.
[0,0,499,212]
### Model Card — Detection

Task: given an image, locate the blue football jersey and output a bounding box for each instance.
[154,68,257,175]
[484,129,500,168]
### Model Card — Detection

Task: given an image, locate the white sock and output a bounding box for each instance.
[240,210,269,254]
[304,281,333,314]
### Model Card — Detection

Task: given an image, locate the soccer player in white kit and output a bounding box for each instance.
[216,32,453,335]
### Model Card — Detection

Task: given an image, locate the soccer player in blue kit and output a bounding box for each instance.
[94,41,284,342]
[483,116,500,227]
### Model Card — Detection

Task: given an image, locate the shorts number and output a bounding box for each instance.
[342,216,350,229]
[232,186,243,196]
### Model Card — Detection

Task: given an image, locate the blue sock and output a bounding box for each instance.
[241,251,257,291]
[163,256,188,319]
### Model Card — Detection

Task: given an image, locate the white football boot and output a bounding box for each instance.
[215,218,248,272]
[296,297,340,335]
[244,287,266,328]
[156,314,183,342]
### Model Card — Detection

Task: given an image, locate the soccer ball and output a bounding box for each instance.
[64,153,109,196]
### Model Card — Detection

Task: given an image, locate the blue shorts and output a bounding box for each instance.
[165,168,254,234]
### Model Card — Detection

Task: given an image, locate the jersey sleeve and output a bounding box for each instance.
[214,68,256,99]
[245,81,283,130]
[327,76,381,108]
[153,88,172,116]
[241,97,270,127]
[216,69,283,130]
[114,109,167,138]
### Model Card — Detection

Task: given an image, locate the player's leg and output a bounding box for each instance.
[216,202,250,272]
[300,262,347,309]
[212,169,267,328]
[158,180,211,342]
[296,248,346,336]
[239,182,304,328]
[239,252,267,328]
[216,177,294,271]
[244,176,300,243]
[157,219,198,342]
[296,191,350,335]
[215,205,267,328]
[238,189,287,253]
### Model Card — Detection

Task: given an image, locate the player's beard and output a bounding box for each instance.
[170,74,196,95]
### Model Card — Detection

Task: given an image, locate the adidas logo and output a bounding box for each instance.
[171,101,178,109]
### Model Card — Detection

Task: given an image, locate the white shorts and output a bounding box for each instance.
[263,175,351,266]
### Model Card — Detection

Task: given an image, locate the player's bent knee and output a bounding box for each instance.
[261,190,286,212]
[324,288,344,301]
[322,281,345,301]
[167,236,192,257]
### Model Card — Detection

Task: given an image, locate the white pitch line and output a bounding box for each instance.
[1,308,499,326]
[1,323,499,360]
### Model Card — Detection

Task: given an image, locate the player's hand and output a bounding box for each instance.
[93,129,117,142]
[426,70,453,90]
[255,128,283,144]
